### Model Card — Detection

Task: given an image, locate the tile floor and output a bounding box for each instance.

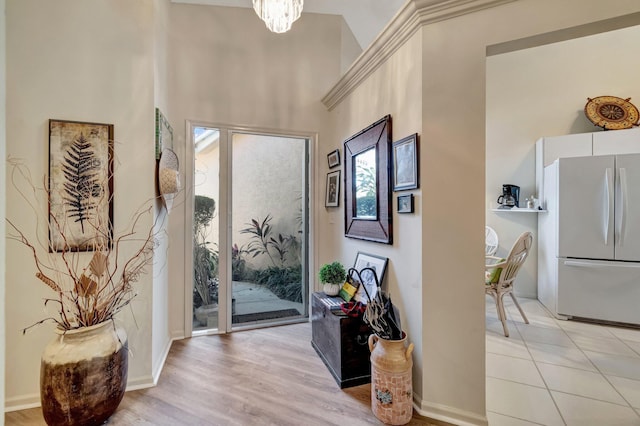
[486,296,640,425]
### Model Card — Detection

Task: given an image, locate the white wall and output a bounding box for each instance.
[166,3,348,337]
[151,0,173,383]
[0,0,6,421]
[487,24,640,298]
[5,0,158,408]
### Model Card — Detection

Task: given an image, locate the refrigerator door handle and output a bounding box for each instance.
[618,167,628,246]
[604,168,614,245]
[563,260,640,269]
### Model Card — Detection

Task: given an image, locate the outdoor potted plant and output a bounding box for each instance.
[318,261,346,296]
[193,195,219,326]
[6,160,157,426]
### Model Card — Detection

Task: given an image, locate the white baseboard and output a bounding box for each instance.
[6,336,180,412]
[414,397,488,426]
[6,373,158,412]
[170,330,185,340]
[125,374,155,391]
[152,336,178,385]
[5,394,40,412]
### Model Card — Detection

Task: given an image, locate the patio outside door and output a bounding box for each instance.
[231,131,308,328]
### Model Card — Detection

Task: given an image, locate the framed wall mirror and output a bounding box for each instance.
[344,115,392,244]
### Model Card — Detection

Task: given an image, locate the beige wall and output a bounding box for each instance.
[487,24,640,298]
[166,4,348,336]
[152,0,173,382]
[5,0,158,408]
[325,29,424,399]
[1,0,6,421]
[4,0,640,421]
[324,0,640,424]
[418,1,640,422]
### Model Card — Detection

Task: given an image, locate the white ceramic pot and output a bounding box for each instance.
[323,282,341,296]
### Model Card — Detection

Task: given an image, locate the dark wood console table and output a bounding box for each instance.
[310,292,372,388]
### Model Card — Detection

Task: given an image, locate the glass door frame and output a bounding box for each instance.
[184,120,316,336]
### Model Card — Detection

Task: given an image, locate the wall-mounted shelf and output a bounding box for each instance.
[491,208,547,213]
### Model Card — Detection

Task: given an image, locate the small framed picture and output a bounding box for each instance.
[397,194,414,213]
[155,108,173,160]
[327,149,340,168]
[325,170,341,207]
[392,133,419,191]
[352,251,389,304]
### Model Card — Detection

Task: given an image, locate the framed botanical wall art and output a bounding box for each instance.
[392,133,419,191]
[325,170,341,207]
[48,119,114,252]
[327,149,340,168]
[155,108,173,160]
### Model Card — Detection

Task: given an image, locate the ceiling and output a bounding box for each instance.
[171,0,406,49]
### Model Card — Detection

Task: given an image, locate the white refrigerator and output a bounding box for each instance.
[538,153,640,325]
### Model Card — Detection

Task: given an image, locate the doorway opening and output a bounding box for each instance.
[189,123,310,335]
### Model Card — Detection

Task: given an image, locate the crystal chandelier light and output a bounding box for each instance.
[253,0,303,34]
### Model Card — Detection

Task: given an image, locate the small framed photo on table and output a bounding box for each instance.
[327,149,340,168]
[352,251,388,304]
[392,133,419,191]
[325,170,340,207]
[398,194,414,213]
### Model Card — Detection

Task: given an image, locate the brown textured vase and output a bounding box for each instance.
[368,332,414,425]
[40,321,128,426]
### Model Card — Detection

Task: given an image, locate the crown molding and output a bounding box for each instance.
[321,0,516,111]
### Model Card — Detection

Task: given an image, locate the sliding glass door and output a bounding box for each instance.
[231,132,307,327]
[192,126,221,331]
[191,125,309,334]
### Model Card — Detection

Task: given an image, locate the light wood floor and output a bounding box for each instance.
[6,322,443,425]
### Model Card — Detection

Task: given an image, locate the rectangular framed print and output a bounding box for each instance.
[325,170,341,207]
[48,119,114,252]
[352,251,388,304]
[327,149,340,168]
[155,108,173,160]
[392,133,419,191]
[397,193,414,213]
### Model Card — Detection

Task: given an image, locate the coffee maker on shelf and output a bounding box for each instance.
[497,184,520,209]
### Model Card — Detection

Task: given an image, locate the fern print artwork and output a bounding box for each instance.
[49,120,114,252]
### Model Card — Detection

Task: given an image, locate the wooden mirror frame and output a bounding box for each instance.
[344,115,393,244]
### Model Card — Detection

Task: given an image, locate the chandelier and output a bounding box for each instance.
[253,0,303,34]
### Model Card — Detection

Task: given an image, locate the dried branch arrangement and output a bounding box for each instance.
[7,160,159,332]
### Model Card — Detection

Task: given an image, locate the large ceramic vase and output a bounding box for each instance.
[368,332,414,425]
[40,321,128,426]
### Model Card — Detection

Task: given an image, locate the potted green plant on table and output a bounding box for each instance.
[318,261,346,296]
